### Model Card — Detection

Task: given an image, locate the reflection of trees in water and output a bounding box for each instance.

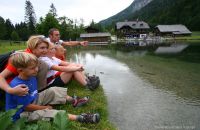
[154,43,200,63]
[109,50,200,102]
[76,48,200,103]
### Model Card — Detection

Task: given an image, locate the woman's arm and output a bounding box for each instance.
[0,69,28,96]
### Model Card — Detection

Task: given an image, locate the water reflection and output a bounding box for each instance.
[125,39,165,47]
[155,44,188,54]
[69,42,200,130]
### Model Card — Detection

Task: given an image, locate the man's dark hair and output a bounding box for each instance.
[49,28,59,35]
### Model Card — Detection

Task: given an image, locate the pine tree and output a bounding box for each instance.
[0,16,6,39]
[49,3,57,17]
[24,0,36,35]
[11,31,20,41]
[15,22,29,41]
[5,19,14,40]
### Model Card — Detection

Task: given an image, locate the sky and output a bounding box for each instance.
[0,0,133,25]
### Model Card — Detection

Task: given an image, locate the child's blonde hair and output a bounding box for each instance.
[27,35,49,50]
[55,45,66,60]
[10,52,38,68]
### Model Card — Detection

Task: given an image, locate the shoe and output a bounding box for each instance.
[86,80,99,91]
[86,75,100,91]
[86,75,100,85]
[78,113,100,123]
[72,96,89,107]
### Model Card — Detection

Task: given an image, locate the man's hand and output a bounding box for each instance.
[9,84,29,96]
[79,41,88,46]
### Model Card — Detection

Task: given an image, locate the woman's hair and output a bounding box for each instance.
[27,35,49,50]
[10,52,38,68]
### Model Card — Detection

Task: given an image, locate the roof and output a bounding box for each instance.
[80,33,111,38]
[155,24,192,34]
[116,21,150,29]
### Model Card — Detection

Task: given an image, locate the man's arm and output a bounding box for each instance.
[62,41,88,46]
[24,104,52,112]
[0,69,28,96]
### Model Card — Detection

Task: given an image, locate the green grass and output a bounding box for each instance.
[0,42,116,130]
[175,31,200,41]
[59,81,116,130]
[0,42,26,53]
[191,31,200,36]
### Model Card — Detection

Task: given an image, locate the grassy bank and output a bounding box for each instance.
[0,43,26,53]
[174,31,200,41]
[0,43,116,130]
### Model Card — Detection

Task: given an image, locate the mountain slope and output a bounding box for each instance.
[99,0,152,26]
[100,0,200,31]
[128,0,200,30]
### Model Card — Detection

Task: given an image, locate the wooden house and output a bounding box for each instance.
[80,32,111,45]
[155,24,192,36]
[115,20,150,38]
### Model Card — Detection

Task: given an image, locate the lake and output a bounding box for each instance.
[69,41,200,130]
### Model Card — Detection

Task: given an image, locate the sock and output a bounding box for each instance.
[76,115,83,122]
[66,96,75,104]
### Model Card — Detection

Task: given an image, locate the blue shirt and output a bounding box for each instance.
[6,76,38,121]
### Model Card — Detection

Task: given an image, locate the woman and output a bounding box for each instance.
[0,35,49,95]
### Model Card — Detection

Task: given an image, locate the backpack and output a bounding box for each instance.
[0,51,15,72]
[0,51,15,109]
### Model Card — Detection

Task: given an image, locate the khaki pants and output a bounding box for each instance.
[20,87,67,121]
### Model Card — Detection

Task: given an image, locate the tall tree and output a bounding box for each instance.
[11,30,20,41]
[49,3,57,17]
[25,0,36,35]
[0,16,6,39]
[58,16,73,40]
[5,19,14,40]
[36,13,59,36]
[15,22,29,41]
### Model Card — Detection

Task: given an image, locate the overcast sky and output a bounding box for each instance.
[0,0,133,25]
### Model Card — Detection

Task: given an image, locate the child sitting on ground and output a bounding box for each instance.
[39,42,100,91]
[6,52,100,123]
[55,44,66,61]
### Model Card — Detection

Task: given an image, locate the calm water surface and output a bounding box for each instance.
[69,42,200,130]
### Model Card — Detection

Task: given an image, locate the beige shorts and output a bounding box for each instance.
[20,109,65,121]
[20,87,67,121]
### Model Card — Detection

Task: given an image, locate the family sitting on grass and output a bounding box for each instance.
[0,28,101,124]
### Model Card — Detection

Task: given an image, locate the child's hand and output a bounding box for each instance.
[11,84,29,96]
[76,64,84,71]
[46,105,53,109]
[77,66,84,71]
[80,66,84,71]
